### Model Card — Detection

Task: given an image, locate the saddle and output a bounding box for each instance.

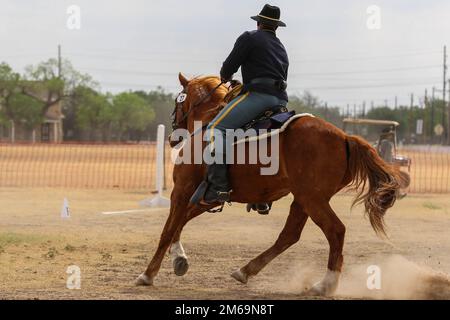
[243,107,296,131]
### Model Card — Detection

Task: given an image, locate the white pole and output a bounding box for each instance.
[53,122,58,142]
[155,124,165,195]
[140,124,170,208]
[10,120,15,143]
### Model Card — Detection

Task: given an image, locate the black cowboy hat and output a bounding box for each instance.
[251,4,286,27]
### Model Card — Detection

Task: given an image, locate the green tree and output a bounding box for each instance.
[0,62,21,126]
[133,88,174,139]
[288,91,342,127]
[74,87,112,141]
[8,92,45,131]
[23,58,97,116]
[111,92,155,141]
[0,63,44,135]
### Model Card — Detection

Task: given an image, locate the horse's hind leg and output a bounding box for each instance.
[231,201,308,284]
[302,198,346,296]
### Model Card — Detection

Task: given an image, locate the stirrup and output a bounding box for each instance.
[246,203,271,215]
[199,189,232,205]
[199,190,233,213]
[215,190,232,203]
[256,203,270,215]
[206,202,225,213]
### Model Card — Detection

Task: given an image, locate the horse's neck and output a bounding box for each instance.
[187,101,225,132]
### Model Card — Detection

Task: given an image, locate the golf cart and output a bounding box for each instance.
[342,118,411,193]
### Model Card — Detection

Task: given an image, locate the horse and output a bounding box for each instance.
[135,73,400,296]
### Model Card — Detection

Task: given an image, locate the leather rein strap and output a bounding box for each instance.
[172,81,225,129]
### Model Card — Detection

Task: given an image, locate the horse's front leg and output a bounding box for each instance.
[136,194,189,286]
[169,206,206,276]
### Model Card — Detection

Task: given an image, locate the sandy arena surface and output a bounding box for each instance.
[0,188,449,300]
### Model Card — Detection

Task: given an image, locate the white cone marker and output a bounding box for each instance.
[61,197,70,219]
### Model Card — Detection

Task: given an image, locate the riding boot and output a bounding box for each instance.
[202,162,231,203]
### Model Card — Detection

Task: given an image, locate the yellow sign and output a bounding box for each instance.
[434,124,444,136]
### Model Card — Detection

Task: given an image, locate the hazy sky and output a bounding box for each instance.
[1,0,449,112]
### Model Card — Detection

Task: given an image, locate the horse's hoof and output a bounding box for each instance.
[305,283,326,296]
[173,256,189,276]
[306,281,336,297]
[231,269,248,284]
[135,273,153,286]
[305,270,340,297]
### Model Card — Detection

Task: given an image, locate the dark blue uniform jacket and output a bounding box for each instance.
[220,29,289,101]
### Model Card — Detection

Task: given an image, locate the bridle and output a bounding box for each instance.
[171,81,225,131]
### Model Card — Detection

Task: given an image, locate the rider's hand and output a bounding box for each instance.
[229,79,242,88]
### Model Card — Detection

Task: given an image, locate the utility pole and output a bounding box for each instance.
[353,104,357,118]
[448,79,450,145]
[346,104,350,118]
[431,87,435,143]
[444,45,448,143]
[394,96,398,109]
[444,46,447,110]
[425,89,429,141]
[58,44,62,78]
[409,93,414,142]
[362,101,366,118]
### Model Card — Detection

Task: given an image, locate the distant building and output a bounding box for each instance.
[0,84,64,143]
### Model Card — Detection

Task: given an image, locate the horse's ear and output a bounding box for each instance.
[178,73,189,87]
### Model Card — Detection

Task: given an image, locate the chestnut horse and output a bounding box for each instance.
[136,74,400,296]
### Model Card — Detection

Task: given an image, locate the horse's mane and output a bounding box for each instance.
[189,76,229,101]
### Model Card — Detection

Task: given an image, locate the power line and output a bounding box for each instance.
[291,50,442,63]
[66,48,442,64]
[291,65,441,76]
[80,68,177,77]
[66,51,443,68]
[78,65,441,79]
[293,81,441,91]
[80,66,441,83]
[96,79,440,91]
[66,52,219,64]
[100,81,180,90]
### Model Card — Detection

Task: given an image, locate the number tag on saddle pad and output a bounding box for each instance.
[176,93,187,103]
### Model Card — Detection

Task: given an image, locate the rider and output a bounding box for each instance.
[378,127,395,163]
[197,4,289,206]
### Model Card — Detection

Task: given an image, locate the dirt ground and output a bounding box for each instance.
[0,188,449,300]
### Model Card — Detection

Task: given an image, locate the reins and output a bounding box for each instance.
[172,81,225,129]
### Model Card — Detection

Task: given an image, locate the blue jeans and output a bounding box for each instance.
[205,91,287,160]
[208,91,286,131]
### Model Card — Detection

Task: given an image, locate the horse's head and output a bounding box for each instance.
[169,73,228,147]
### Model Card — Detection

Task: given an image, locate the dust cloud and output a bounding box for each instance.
[273,255,450,299]
[337,255,450,299]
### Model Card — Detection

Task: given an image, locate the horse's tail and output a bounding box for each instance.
[345,135,401,237]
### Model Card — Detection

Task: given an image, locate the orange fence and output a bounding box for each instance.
[398,146,450,194]
[0,143,449,193]
[0,142,174,189]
